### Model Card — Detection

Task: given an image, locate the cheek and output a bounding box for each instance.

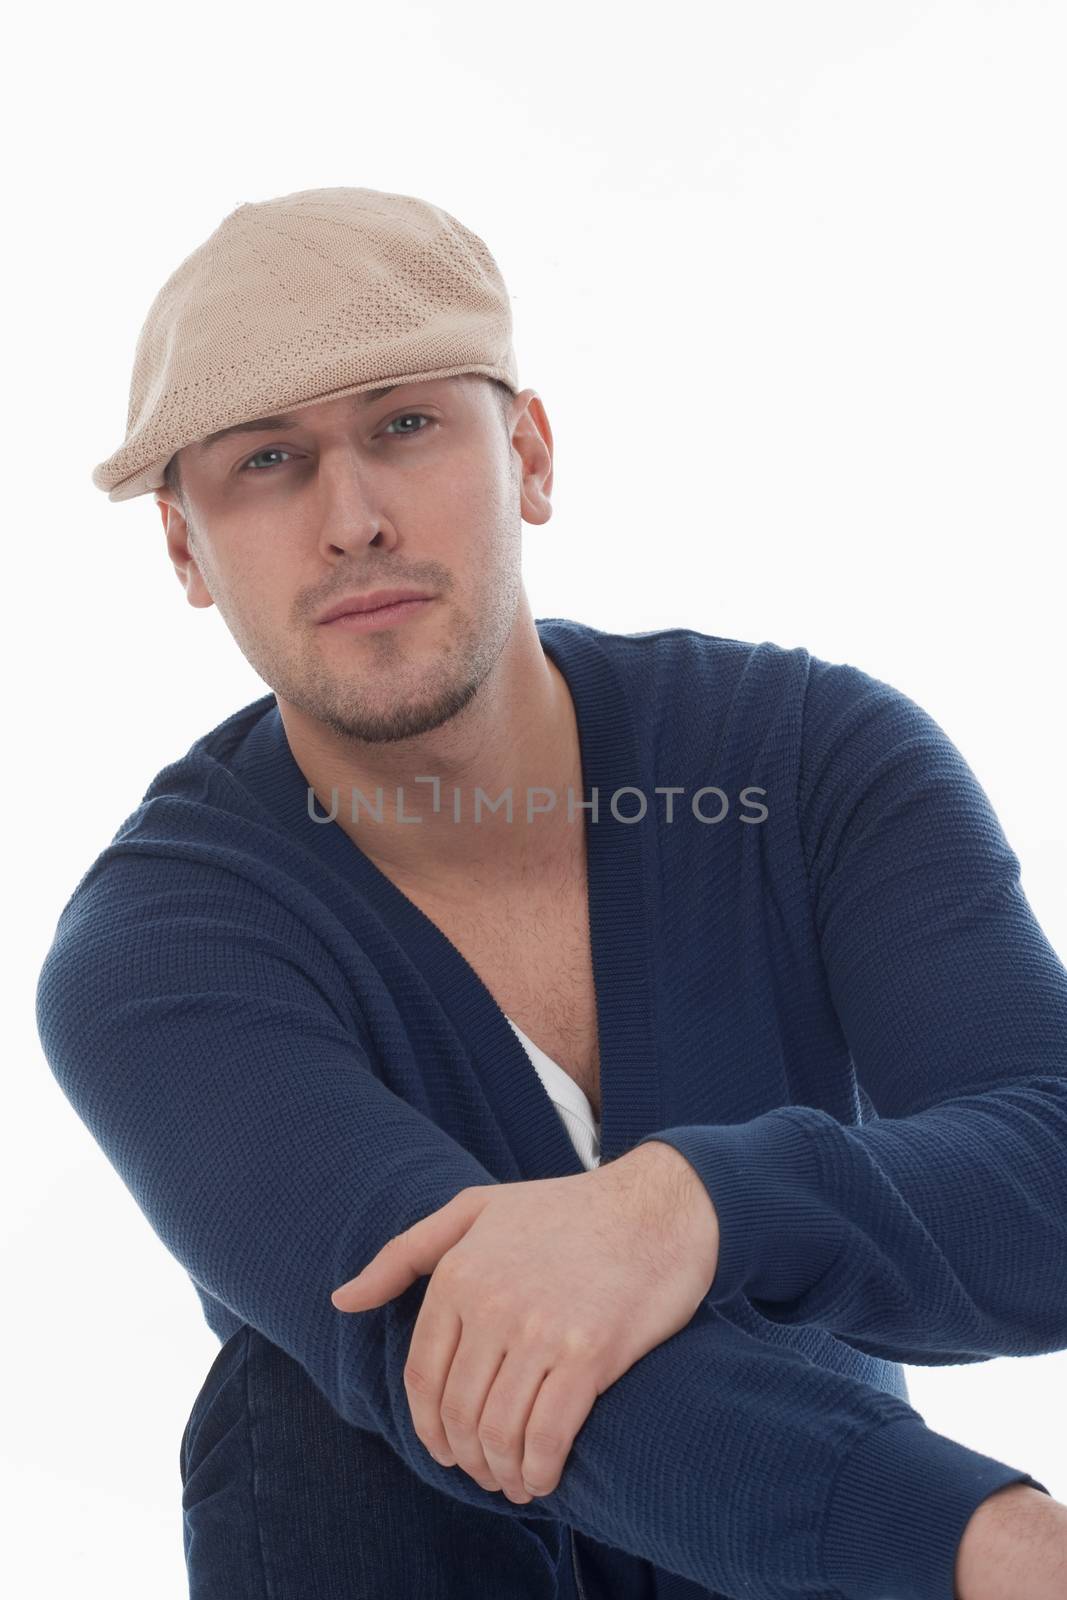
[200,554,276,635]
[219,538,289,601]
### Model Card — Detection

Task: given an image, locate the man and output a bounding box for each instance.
[36,187,1067,1599]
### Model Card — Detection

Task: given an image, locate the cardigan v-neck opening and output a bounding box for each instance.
[235,618,665,1179]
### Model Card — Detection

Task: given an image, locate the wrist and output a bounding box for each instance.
[620,1138,720,1288]
[954,1483,1067,1600]
[618,1139,712,1220]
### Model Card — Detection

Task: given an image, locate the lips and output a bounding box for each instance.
[317,588,432,624]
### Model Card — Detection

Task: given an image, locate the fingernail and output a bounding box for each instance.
[431,1449,455,1467]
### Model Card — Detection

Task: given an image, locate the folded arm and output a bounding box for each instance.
[36,845,1051,1599]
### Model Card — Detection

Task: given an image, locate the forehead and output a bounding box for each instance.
[194,375,469,456]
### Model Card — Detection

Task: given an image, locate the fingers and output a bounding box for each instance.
[403,1300,464,1476]
[406,1308,551,1504]
[438,1329,518,1497]
[402,1248,600,1508]
[519,1365,600,1500]
[408,1312,597,1506]
[467,1347,552,1504]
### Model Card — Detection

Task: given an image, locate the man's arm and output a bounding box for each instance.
[36,846,1051,1600]
[956,1483,1067,1600]
[632,657,1067,1364]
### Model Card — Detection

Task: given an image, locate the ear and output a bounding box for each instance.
[157,493,215,611]
[511,390,554,526]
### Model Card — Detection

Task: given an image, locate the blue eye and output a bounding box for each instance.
[240,412,434,472]
[241,447,294,472]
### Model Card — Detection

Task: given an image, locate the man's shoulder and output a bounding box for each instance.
[536,613,766,659]
[142,691,278,805]
[536,612,816,669]
[50,692,284,932]
[540,617,928,720]
[534,614,817,723]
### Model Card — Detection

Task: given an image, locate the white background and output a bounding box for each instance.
[7,0,1066,1593]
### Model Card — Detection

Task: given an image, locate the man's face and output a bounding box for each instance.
[157,375,551,745]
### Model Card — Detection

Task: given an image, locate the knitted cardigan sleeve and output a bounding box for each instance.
[635,657,1067,1363]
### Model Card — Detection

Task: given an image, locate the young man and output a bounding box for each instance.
[37,186,1067,1599]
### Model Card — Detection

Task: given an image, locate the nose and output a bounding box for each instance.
[312,450,401,559]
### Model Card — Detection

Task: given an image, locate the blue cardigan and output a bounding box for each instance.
[36,618,1065,1600]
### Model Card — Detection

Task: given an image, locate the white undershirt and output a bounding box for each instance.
[504,1015,602,1171]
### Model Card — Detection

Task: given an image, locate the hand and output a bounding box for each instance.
[330,1140,719,1505]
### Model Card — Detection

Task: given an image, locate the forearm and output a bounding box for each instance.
[624,1143,1063,1598]
[955,1483,1067,1600]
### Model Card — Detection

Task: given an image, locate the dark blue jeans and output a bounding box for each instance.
[180,1325,660,1599]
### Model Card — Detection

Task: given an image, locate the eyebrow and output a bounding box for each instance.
[197,385,400,453]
